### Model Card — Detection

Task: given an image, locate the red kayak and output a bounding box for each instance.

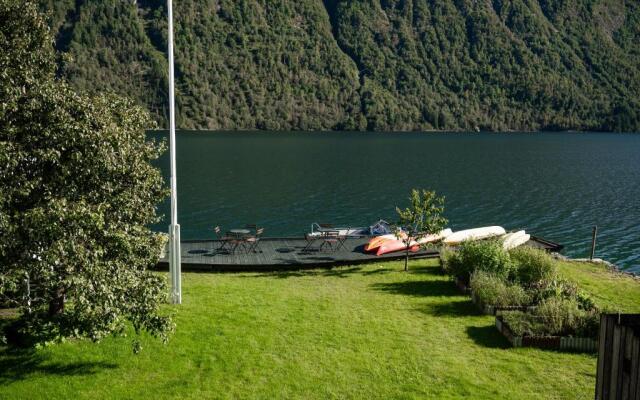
[365,233,406,252]
[375,229,452,256]
[375,239,420,256]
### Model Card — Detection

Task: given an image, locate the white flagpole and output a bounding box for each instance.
[167,0,181,304]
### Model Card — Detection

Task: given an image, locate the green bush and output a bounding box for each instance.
[440,246,463,277]
[510,246,556,285]
[445,240,513,282]
[470,271,531,307]
[529,279,579,305]
[575,290,598,312]
[534,297,582,336]
[502,297,600,338]
[501,311,546,337]
[536,297,600,338]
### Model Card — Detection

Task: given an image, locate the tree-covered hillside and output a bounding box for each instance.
[40,0,640,131]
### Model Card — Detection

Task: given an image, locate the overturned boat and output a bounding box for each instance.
[443,226,507,245]
[374,228,453,256]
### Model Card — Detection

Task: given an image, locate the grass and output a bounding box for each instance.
[556,260,640,312]
[0,258,638,399]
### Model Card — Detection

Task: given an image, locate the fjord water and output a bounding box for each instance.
[153,132,640,272]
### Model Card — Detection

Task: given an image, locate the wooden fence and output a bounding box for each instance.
[596,314,640,400]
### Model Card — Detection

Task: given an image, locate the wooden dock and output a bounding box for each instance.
[156,236,562,272]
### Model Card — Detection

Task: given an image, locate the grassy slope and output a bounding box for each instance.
[1,259,638,399]
[556,261,640,313]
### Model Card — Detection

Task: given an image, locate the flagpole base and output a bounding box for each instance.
[169,223,182,304]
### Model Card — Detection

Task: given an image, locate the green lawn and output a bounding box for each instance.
[556,261,640,313]
[1,259,638,399]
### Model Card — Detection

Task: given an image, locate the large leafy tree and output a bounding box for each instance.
[0,0,172,346]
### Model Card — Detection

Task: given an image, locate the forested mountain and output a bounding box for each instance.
[40,0,640,131]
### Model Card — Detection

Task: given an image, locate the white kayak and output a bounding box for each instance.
[443,226,507,245]
[502,230,531,250]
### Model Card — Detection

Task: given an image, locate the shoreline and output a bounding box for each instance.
[148,129,640,135]
[553,254,639,279]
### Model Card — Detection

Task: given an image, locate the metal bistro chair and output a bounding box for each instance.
[214,226,232,252]
[245,227,264,253]
[302,232,320,252]
[319,230,348,252]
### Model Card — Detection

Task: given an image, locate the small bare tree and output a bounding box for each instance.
[396,189,448,271]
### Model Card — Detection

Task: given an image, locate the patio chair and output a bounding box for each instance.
[245,224,257,232]
[245,227,264,253]
[319,230,347,252]
[302,233,319,252]
[214,226,232,252]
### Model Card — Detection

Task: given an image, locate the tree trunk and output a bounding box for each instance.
[404,245,409,271]
[48,287,65,317]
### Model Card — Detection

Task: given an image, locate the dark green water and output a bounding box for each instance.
[152,131,640,272]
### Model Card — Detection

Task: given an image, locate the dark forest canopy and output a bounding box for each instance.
[40,0,640,132]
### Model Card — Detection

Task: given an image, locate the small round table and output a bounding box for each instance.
[229,229,250,236]
[226,229,252,254]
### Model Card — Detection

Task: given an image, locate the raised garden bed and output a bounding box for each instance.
[495,315,598,352]
[471,292,535,316]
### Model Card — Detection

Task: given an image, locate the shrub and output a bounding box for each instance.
[501,311,546,337]
[470,271,531,307]
[510,246,556,285]
[528,278,579,305]
[575,290,597,312]
[502,297,600,338]
[440,246,464,278]
[464,240,514,278]
[534,297,583,336]
[442,240,514,282]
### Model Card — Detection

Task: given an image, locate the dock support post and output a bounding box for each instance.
[590,226,598,261]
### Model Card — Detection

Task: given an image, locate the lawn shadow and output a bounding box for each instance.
[239,266,393,279]
[0,347,117,384]
[466,325,510,349]
[244,270,309,279]
[370,279,458,297]
[417,299,478,317]
[360,268,393,275]
[407,265,445,276]
[321,267,363,278]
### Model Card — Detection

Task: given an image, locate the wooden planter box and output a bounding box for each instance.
[471,292,534,316]
[495,316,598,352]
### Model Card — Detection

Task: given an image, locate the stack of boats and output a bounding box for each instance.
[364,225,532,256]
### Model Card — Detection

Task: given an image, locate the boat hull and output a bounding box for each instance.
[365,233,403,252]
[502,230,531,250]
[376,229,452,256]
[443,226,506,245]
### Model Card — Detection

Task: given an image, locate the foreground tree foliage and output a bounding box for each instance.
[0,0,172,347]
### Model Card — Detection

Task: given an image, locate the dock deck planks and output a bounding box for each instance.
[156,236,562,271]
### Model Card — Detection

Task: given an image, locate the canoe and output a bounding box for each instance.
[376,229,453,256]
[502,230,531,250]
[365,232,406,252]
[442,226,506,245]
